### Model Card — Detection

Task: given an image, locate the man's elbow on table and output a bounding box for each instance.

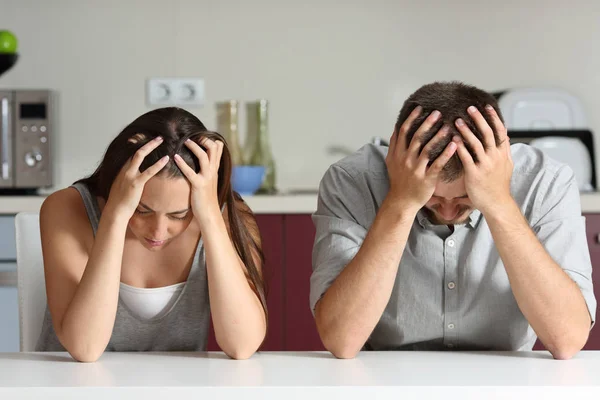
[315,309,362,359]
[320,328,362,359]
[546,328,589,360]
[326,342,361,359]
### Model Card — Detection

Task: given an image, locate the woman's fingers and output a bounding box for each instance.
[129,136,163,174]
[139,155,169,182]
[174,154,197,182]
[184,139,210,173]
[199,138,223,170]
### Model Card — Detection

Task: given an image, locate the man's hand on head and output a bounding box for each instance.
[452,105,514,215]
[385,106,457,214]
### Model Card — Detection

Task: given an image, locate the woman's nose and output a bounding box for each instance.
[149,218,168,239]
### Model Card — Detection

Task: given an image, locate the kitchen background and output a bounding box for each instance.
[1,0,600,191]
[2,0,600,353]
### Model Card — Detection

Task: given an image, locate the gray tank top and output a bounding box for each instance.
[36,182,211,351]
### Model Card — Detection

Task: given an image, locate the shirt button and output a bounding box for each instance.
[447,282,456,290]
[448,323,455,329]
[447,239,455,247]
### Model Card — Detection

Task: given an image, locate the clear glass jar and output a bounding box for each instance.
[246,99,276,194]
[216,100,244,166]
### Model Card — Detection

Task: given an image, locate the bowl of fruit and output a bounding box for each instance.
[0,30,19,77]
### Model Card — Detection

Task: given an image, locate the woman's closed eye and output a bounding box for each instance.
[169,213,189,221]
[135,202,191,220]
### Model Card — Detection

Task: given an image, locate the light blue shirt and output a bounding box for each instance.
[311,143,596,351]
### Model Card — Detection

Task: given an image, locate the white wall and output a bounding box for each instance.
[1,0,599,192]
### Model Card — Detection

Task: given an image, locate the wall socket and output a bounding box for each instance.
[146,78,205,107]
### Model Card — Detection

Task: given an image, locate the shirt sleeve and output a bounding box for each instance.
[532,165,597,326]
[310,164,369,314]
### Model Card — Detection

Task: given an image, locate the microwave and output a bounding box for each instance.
[0,90,52,194]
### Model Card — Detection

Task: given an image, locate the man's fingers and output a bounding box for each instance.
[397,106,423,149]
[417,125,450,170]
[453,136,475,167]
[467,106,495,150]
[387,130,399,159]
[427,141,457,177]
[455,118,485,160]
[485,104,509,145]
[407,110,442,157]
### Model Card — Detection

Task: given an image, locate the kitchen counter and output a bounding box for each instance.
[0,351,599,398]
[3,192,600,214]
[0,194,318,215]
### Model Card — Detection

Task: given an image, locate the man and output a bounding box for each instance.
[310,81,596,360]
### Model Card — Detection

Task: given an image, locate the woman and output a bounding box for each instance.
[37,107,267,361]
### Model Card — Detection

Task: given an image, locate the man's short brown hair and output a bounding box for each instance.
[395,81,505,182]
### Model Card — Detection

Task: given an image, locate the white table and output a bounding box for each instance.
[1,351,599,399]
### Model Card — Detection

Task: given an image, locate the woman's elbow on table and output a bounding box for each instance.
[222,343,260,360]
[67,344,105,363]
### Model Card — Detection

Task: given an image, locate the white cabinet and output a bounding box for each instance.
[0,216,16,261]
[0,215,19,352]
[0,263,18,352]
[0,285,19,352]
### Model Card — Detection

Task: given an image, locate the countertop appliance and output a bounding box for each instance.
[529,136,594,192]
[508,129,596,191]
[495,87,587,130]
[495,87,595,191]
[0,90,52,194]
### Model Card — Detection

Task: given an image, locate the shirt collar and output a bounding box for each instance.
[416,208,483,230]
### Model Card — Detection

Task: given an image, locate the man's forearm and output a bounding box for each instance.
[484,199,591,359]
[315,197,417,358]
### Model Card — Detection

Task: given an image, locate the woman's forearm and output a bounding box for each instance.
[58,209,128,362]
[200,207,266,360]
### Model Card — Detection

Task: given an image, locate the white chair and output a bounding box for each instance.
[15,212,46,352]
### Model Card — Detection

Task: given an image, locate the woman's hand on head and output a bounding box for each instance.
[174,138,224,225]
[104,136,169,220]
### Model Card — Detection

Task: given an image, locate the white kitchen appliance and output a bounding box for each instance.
[529,136,594,192]
[497,87,587,130]
[495,87,595,191]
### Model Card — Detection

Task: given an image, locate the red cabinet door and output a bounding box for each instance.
[534,213,600,351]
[207,214,285,351]
[284,215,325,351]
[583,213,600,350]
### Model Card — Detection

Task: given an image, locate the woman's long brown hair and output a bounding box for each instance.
[76,107,268,335]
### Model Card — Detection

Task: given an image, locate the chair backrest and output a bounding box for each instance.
[15,212,46,352]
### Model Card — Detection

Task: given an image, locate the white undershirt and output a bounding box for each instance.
[119,282,186,320]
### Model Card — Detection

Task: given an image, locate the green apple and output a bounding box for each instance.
[0,30,18,54]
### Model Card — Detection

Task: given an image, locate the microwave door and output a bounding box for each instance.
[0,91,14,188]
